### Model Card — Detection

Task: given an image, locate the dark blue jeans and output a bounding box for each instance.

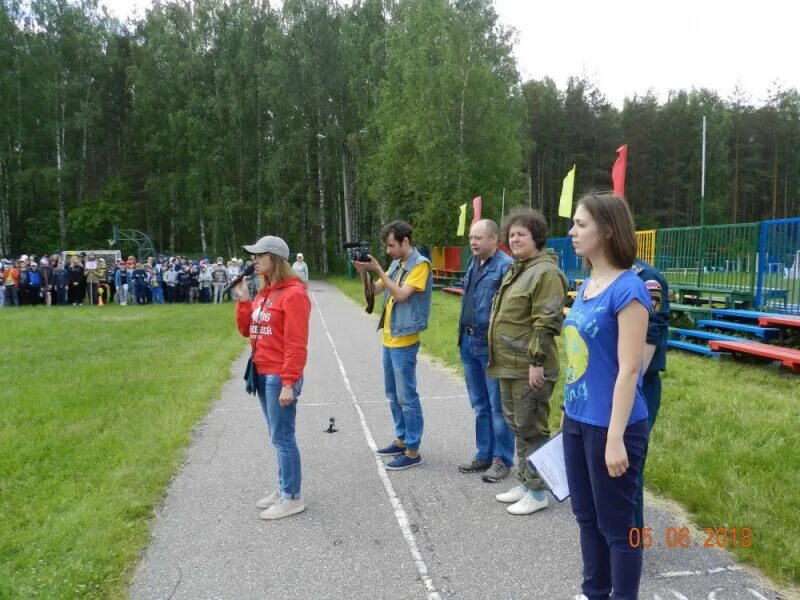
[634,371,662,528]
[563,416,649,600]
[459,336,514,465]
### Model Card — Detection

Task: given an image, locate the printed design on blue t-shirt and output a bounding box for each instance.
[563,325,588,384]
[563,271,651,427]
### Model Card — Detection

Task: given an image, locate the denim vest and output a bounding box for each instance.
[380,248,433,337]
[457,250,513,350]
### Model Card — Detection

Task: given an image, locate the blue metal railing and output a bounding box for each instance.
[756,218,800,315]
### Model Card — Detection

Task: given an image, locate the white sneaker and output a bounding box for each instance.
[259,497,306,520]
[574,595,589,600]
[507,490,549,515]
[495,484,526,503]
[255,491,279,509]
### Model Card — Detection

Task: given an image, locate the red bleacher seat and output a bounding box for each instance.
[707,340,800,373]
[757,315,800,329]
[442,287,464,296]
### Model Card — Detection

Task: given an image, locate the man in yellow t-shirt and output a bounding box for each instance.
[353,220,432,471]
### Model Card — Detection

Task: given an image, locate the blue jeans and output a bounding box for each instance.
[563,416,649,600]
[459,336,514,465]
[382,343,424,451]
[257,374,303,499]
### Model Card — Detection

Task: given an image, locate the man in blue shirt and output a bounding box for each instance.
[457,219,515,482]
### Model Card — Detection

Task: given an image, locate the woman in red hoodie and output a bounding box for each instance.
[234,235,311,520]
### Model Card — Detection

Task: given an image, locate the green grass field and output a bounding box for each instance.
[0,303,245,599]
[331,275,800,589]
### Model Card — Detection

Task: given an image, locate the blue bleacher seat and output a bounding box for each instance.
[667,339,728,358]
[710,309,783,321]
[671,328,743,343]
[696,319,780,340]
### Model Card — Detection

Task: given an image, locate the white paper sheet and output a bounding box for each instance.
[528,432,570,502]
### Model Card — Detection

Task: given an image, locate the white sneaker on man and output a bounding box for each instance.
[259,497,306,520]
[495,484,526,503]
[507,490,548,515]
[255,491,279,509]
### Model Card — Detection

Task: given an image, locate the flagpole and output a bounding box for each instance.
[700,116,706,228]
[698,116,707,286]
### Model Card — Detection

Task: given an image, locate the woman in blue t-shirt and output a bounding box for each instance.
[563,193,651,600]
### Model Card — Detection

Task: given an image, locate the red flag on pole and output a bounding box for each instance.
[471,196,482,225]
[612,144,627,197]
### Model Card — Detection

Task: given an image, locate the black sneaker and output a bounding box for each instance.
[458,458,491,473]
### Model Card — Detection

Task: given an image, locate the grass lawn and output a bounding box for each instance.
[330,275,800,589]
[0,303,245,598]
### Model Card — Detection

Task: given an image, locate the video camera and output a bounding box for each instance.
[343,241,370,263]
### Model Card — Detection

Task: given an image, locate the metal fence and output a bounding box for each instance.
[635,230,656,265]
[757,218,800,314]
[546,237,586,281]
[655,223,759,293]
[429,218,799,314]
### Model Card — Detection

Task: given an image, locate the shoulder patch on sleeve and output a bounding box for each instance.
[644,279,662,312]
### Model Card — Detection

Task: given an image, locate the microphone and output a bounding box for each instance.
[223,263,255,295]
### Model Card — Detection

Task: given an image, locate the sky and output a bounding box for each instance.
[101,0,800,108]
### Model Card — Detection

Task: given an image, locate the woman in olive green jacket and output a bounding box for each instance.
[488,207,568,516]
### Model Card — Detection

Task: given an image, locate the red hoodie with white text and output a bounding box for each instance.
[235,277,310,387]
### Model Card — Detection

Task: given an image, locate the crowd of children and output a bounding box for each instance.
[1,253,259,307]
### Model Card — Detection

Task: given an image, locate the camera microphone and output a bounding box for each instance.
[222,263,255,295]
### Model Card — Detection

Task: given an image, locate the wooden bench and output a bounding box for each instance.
[757,315,800,329]
[670,284,752,309]
[708,340,800,373]
[666,339,728,358]
[432,269,464,290]
[760,288,790,308]
[696,319,780,340]
[711,308,782,321]
[670,327,743,343]
[441,287,464,296]
[670,303,712,322]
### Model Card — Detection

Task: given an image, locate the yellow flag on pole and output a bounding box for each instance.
[457,203,467,236]
[558,165,576,219]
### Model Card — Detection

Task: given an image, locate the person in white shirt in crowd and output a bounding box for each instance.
[211,257,229,303]
[199,263,213,303]
[291,253,309,286]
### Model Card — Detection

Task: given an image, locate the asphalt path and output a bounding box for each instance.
[131,280,787,600]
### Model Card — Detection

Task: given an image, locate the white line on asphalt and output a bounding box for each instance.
[707,588,723,600]
[312,292,442,600]
[658,566,743,579]
[670,591,690,600]
[746,589,770,600]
